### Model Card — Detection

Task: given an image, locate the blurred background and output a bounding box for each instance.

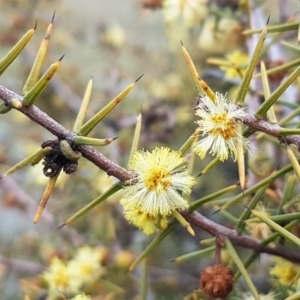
[0,0,299,299]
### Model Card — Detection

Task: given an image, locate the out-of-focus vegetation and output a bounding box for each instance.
[0,0,300,299]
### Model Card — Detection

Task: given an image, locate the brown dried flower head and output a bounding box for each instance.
[200,264,234,299]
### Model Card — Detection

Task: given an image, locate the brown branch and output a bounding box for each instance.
[181,210,300,263]
[241,114,300,146]
[1,84,300,263]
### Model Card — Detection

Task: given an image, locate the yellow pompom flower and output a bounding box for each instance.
[43,257,81,297]
[121,147,195,233]
[193,92,249,161]
[269,258,300,286]
[67,246,104,282]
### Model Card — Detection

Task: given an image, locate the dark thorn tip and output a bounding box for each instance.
[194,232,200,242]
[243,205,251,211]
[51,11,56,23]
[113,136,119,140]
[196,172,202,178]
[275,161,282,170]
[135,74,144,82]
[180,40,183,45]
[266,15,270,25]
[282,136,288,146]
[57,223,66,229]
[211,208,220,215]
[34,20,38,30]
[59,54,65,61]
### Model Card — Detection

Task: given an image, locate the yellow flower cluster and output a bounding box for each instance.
[121,93,250,234]
[43,246,105,299]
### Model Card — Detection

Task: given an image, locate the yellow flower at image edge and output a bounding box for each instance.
[70,294,91,300]
[194,92,249,161]
[121,147,195,233]
[269,257,300,286]
[163,0,207,28]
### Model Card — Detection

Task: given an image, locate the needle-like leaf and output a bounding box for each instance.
[73,75,94,133]
[23,56,63,106]
[34,171,60,224]
[23,13,55,95]
[0,24,36,76]
[78,75,143,136]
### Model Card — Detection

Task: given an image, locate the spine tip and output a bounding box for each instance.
[51,11,56,23]
[57,223,66,229]
[135,74,144,82]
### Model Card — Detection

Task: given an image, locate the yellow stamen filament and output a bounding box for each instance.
[209,113,237,140]
[143,168,171,192]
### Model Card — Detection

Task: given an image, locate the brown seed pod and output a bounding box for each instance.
[200,264,234,299]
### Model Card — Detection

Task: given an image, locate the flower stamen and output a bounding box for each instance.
[143,167,171,192]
